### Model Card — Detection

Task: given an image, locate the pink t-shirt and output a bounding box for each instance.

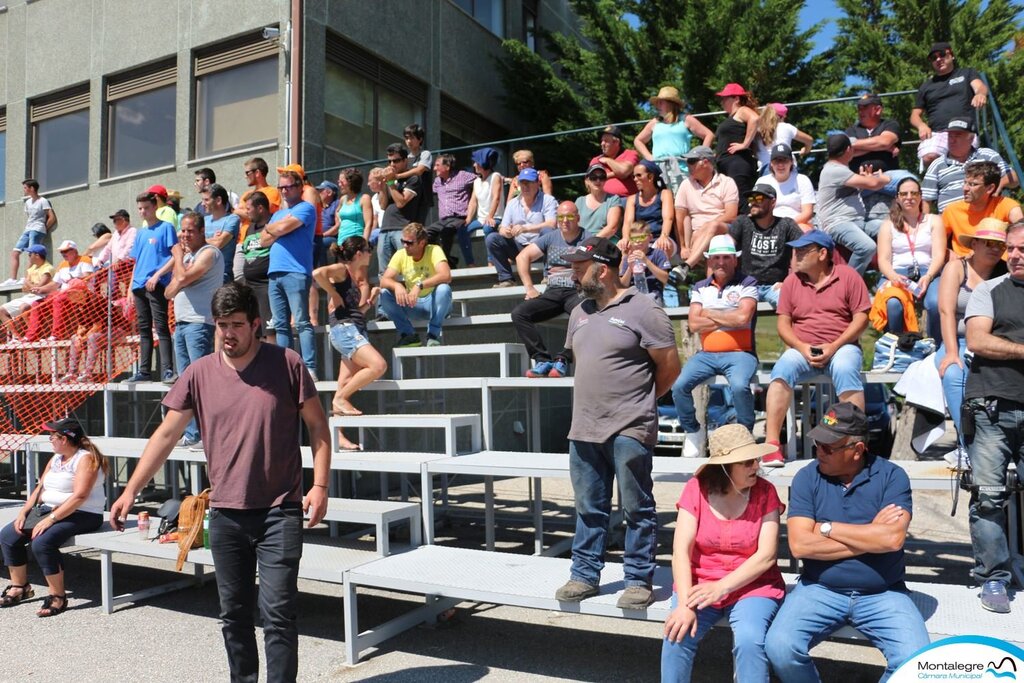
[676,476,785,608]
[777,263,871,346]
[589,150,640,197]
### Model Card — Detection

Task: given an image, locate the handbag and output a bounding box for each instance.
[872,332,936,373]
[21,505,52,532]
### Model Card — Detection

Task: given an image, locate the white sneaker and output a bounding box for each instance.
[943,447,971,470]
[0,278,18,287]
[682,428,706,458]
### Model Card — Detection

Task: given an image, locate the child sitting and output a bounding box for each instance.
[618,221,670,304]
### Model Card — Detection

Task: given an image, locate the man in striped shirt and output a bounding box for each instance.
[922,117,1015,213]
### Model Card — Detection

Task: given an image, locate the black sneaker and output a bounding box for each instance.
[123,372,151,383]
[396,333,422,348]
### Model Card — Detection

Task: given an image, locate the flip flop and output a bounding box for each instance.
[330,409,363,417]
[338,443,364,452]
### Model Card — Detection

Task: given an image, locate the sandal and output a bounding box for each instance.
[36,594,67,618]
[0,583,35,607]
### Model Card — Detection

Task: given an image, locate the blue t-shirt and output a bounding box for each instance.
[268,201,316,276]
[206,213,241,282]
[788,454,912,594]
[532,228,586,288]
[130,220,178,289]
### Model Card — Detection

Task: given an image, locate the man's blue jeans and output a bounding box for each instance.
[378,284,453,338]
[765,580,929,682]
[967,399,1024,586]
[173,321,214,442]
[823,220,876,275]
[568,435,657,587]
[671,351,758,433]
[209,504,303,683]
[376,230,403,275]
[268,272,316,371]
[756,283,780,309]
[661,593,780,682]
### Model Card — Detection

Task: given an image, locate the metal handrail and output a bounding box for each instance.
[978,73,1023,185]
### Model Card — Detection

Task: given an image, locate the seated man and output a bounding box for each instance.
[670,235,758,457]
[486,167,557,287]
[0,245,52,339]
[379,223,453,347]
[671,146,738,283]
[429,153,477,265]
[728,184,803,308]
[763,230,870,466]
[23,240,95,342]
[765,401,930,679]
[941,160,1022,257]
[922,117,1014,214]
[512,201,586,379]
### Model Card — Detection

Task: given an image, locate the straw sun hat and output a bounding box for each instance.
[695,424,778,476]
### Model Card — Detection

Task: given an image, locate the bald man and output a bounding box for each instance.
[512,200,587,378]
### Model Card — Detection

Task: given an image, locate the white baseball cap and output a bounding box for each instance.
[58,240,79,252]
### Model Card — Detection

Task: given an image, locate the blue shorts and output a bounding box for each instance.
[769,344,864,395]
[14,231,45,252]
[328,322,370,360]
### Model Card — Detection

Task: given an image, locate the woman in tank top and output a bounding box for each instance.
[622,160,677,256]
[1,418,107,617]
[713,83,760,212]
[935,218,1009,439]
[459,147,506,267]
[876,177,946,339]
[335,168,373,245]
[633,86,714,194]
[311,237,387,450]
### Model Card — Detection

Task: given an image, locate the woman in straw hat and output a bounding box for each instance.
[633,86,714,194]
[662,424,784,682]
[935,217,1008,457]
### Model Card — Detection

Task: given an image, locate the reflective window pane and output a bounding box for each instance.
[108,85,176,177]
[33,110,89,190]
[324,63,374,162]
[195,58,278,158]
[0,131,6,202]
[378,88,422,158]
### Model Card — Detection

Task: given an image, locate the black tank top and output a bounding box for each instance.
[715,117,751,157]
[330,272,366,329]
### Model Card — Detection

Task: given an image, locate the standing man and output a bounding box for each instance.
[512,200,586,379]
[193,168,240,217]
[125,192,177,383]
[110,282,330,683]
[260,170,317,379]
[763,230,871,466]
[728,184,803,308]
[912,41,988,168]
[200,183,241,282]
[670,235,758,458]
[378,223,453,347]
[240,192,275,340]
[962,221,1024,613]
[941,161,1022,258]
[164,212,224,449]
[234,157,281,282]
[144,184,179,229]
[6,179,56,285]
[555,236,680,609]
[429,153,476,265]
[378,144,425,275]
[922,118,1014,214]
[765,401,930,679]
[670,146,739,283]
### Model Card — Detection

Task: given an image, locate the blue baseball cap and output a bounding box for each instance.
[787,229,834,251]
[26,244,47,257]
[517,167,539,183]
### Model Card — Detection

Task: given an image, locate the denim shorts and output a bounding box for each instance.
[328,322,370,360]
[769,344,864,395]
[14,230,45,252]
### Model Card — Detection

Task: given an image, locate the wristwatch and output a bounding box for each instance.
[820,521,833,538]
[48,513,58,522]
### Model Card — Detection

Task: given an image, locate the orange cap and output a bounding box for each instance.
[276,163,306,179]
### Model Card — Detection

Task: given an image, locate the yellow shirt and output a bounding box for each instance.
[387,245,447,296]
[26,262,54,288]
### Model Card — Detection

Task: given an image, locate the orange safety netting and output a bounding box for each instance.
[0,259,142,455]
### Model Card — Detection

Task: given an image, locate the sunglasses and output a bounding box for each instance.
[400,239,418,246]
[817,441,858,456]
[685,159,702,166]
[930,52,949,61]
[277,184,297,191]
[244,169,258,176]
[898,191,922,198]
[747,194,769,203]
[976,239,1006,250]
[629,235,649,243]
[555,214,577,221]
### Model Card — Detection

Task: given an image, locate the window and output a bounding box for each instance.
[106,61,176,177]
[0,110,6,202]
[440,95,506,157]
[452,0,505,37]
[324,35,426,167]
[194,35,279,158]
[30,87,89,191]
[523,0,538,52]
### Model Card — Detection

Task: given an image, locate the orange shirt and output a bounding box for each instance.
[942,196,1021,257]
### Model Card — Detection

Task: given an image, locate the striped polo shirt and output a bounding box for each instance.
[690,272,758,352]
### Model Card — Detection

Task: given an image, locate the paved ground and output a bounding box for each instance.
[0,442,975,683]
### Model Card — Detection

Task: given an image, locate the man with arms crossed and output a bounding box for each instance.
[111,282,330,683]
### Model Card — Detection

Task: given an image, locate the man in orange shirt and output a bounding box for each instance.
[233,157,281,281]
[942,161,1022,257]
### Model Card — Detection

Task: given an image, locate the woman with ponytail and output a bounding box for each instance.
[1,418,107,617]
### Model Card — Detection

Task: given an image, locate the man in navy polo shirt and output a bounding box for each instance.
[765,402,929,681]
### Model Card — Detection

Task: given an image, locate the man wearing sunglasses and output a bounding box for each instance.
[378,143,425,276]
[911,41,987,168]
[728,184,802,308]
[379,223,452,347]
[670,146,738,285]
[766,401,928,679]
[941,161,1022,259]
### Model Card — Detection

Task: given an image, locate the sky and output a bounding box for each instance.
[799,2,841,55]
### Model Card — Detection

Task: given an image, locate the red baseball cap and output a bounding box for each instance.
[715,83,749,98]
[145,184,168,200]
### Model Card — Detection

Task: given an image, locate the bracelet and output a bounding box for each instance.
[386,180,397,187]
[313,483,328,489]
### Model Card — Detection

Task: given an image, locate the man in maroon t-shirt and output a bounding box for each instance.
[762,230,870,466]
[111,282,330,683]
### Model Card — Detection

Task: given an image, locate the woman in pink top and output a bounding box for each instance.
[662,424,784,682]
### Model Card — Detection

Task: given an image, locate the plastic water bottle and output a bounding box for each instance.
[138,511,150,539]
[632,259,649,294]
[202,511,210,549]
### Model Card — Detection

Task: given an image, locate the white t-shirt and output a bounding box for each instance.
[24,196,52,234]
[40,450,106,514]
[755,122,799,168]
[54,260,96,288]
[761,173,816,220]
[472,172,505,223]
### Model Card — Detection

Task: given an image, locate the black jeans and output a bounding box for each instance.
[510,285,583,362]
[427,215,465,263]
[0,509,103,575]
[132,285,172,376]
[209,504,303,683]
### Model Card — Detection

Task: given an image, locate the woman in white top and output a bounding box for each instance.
[754,103,813,172]
[760,143,815,231]
[462,147,506,267]
[876,177,946,339]
[1,418,107,617]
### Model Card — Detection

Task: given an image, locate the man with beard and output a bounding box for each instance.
[728,184,803,308]
[111,282,330,683]
[555,236,680,609]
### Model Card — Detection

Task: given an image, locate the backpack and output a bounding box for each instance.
[176,488,210,571]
